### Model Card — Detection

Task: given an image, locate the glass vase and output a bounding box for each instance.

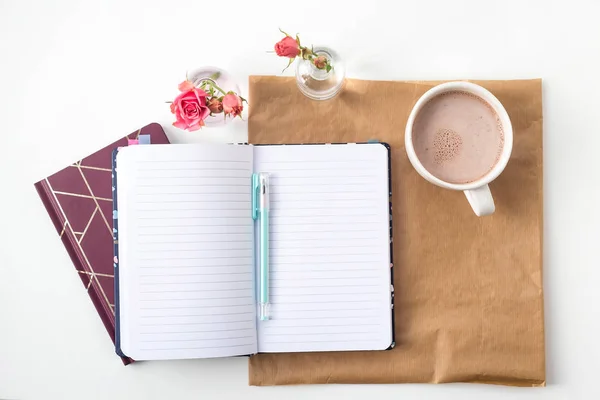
[294,46,345,101]
[187,66,240,127]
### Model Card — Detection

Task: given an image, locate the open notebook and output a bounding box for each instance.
[113,143,394,360]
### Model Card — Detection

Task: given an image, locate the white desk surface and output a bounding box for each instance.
[1,0,597,398]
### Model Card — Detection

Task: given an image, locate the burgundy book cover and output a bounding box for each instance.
[34,123,169,365]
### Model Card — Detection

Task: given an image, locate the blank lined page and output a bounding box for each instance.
[116,144,257,360]
[253,144,393,353]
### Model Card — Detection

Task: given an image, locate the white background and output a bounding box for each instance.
[0,0,597,398]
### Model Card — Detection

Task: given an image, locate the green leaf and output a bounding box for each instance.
[209,71,221,80]
[326,64,332,73]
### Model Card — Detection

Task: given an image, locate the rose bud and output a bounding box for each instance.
[207,97,223,114]
[274,36,300,58]
[222,93,243,118]
[313,55,327,69]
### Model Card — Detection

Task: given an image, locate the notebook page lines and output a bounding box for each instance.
[116,144,257,360]
[253,144,393,353]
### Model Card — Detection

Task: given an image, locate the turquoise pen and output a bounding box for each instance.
[257,173,270,320]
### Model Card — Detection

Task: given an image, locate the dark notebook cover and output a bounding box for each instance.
[34,123,170,364]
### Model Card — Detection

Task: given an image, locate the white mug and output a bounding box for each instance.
[405,82,513,216]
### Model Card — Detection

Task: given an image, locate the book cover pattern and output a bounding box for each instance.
[34,123,169,364]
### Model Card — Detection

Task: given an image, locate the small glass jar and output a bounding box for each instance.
[295,46,345,101]
[187,66,240,127]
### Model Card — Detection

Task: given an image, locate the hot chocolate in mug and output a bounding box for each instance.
[405,82,513,216]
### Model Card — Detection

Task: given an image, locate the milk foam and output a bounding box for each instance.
[412,91,504,184]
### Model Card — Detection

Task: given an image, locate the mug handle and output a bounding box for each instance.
[464,185,495,216]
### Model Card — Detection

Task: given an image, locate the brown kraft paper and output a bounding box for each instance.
[247,76,544,387]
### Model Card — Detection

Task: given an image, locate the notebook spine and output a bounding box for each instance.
[381,142,396,350]
[112,148,127,359]
[34,180,132,365]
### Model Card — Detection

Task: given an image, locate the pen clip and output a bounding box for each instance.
[251,173,259,220]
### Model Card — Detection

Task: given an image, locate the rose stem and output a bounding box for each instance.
[208,81,228,97]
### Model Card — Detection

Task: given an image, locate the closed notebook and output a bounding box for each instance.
[34,123,169,365]
[113,143,394,360]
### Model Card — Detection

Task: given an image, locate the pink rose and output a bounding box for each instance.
[274,36,300,58]
[178,80,195,92]
[170,81,210,131]
[222,94,243,118]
